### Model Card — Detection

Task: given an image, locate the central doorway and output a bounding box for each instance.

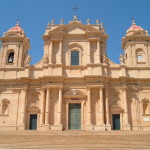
[112,114,120,130]
[68,103,81,130]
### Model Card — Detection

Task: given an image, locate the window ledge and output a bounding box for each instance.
[5,63,14,65]
[142,114,150,116]
[0,114,9,117]
[65,66,87,69]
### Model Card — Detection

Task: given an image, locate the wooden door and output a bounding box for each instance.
[68,104,81,130]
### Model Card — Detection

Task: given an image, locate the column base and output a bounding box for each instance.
[18,125,25,130]
[43,124,50,130]
[86,124,93,130]
[95,124,106,131]
[106,124,111,131]
[50,124,62,131]
[124,124,131,131]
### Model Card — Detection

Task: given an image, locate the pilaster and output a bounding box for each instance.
[95,85,105,130]
[122,85,131,130]
[87,40,91,64]
[18,87,28,130]
[58,40,62,64]
[97,39,100,63]
[86,87,93,130]
[40,88,45,125]
[49,41,53,64]
[56,87,63,130]
[44,88,50,129]
[105,86,111,131]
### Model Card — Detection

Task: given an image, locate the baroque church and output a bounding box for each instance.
[0,16,150,131]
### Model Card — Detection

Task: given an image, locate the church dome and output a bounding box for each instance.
[126,19,148,36]
[5,20,25,37]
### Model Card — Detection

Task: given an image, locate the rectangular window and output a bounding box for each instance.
[71,51,79,65]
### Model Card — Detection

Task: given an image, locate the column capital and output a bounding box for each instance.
[122,85,127,92]
[46,88,51,91]
[99,85,104,90]
[87,86,91,90]
[22,87,28,92]
[41,87,46,92]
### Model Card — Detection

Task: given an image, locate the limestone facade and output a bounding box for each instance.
[0,17,150,131]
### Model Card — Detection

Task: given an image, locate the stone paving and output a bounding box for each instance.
[0,130,150,150]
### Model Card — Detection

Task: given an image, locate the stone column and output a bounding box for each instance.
[18,44,23,67]
[58,40,62,64]
[1,44,7,67]
[40,88,45,125]
[57,87,62,125]
[145,43,149,65]
[45,88,50,124]
[99,85,104,124]
[87,40,91,64]
[97,39,100,63]
[44,42,49,56]
[14,44,19,67]
[122,86,130,130]
[105,86,111,130]
[49,41,53,64]
[132,43,136,66]
[96,85,106,130]
[86,87,92,130]
[20,87,27,129]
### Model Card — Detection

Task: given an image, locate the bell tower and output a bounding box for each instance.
[0,20,30,68]
[122,19,150,66]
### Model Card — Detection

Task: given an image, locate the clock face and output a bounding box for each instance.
[137,55,143,60]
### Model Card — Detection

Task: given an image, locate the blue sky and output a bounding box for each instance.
[0,0,150,64]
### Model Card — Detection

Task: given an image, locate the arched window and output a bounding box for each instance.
[8,52,14,63]
[71,51,79,65]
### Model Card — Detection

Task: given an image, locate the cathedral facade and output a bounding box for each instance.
[0,16,150,131]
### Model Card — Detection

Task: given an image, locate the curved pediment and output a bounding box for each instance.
[27,105,40,112]
[64,89,86,98]
[110,105,124,113]
[68,43,83,49]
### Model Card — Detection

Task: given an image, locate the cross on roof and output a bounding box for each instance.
[72,6,79,16]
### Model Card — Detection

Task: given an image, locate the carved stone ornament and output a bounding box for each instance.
[102,54,109,64]
[43,54,49,65]
[71,89,78,95]
[120,54,125,65]
[24,54,31,66]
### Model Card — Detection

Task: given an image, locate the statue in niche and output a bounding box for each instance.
[24,54,31,66]
[43,54,49,65]
[102,54,109,64]
[120,54,125,65]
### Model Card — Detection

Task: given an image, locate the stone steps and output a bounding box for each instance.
[0,131,149,149]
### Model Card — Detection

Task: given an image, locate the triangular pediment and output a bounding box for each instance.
[66,26,85,34]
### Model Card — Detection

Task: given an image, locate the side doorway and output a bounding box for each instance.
[112,114,120,130]
[29,114,37,130]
